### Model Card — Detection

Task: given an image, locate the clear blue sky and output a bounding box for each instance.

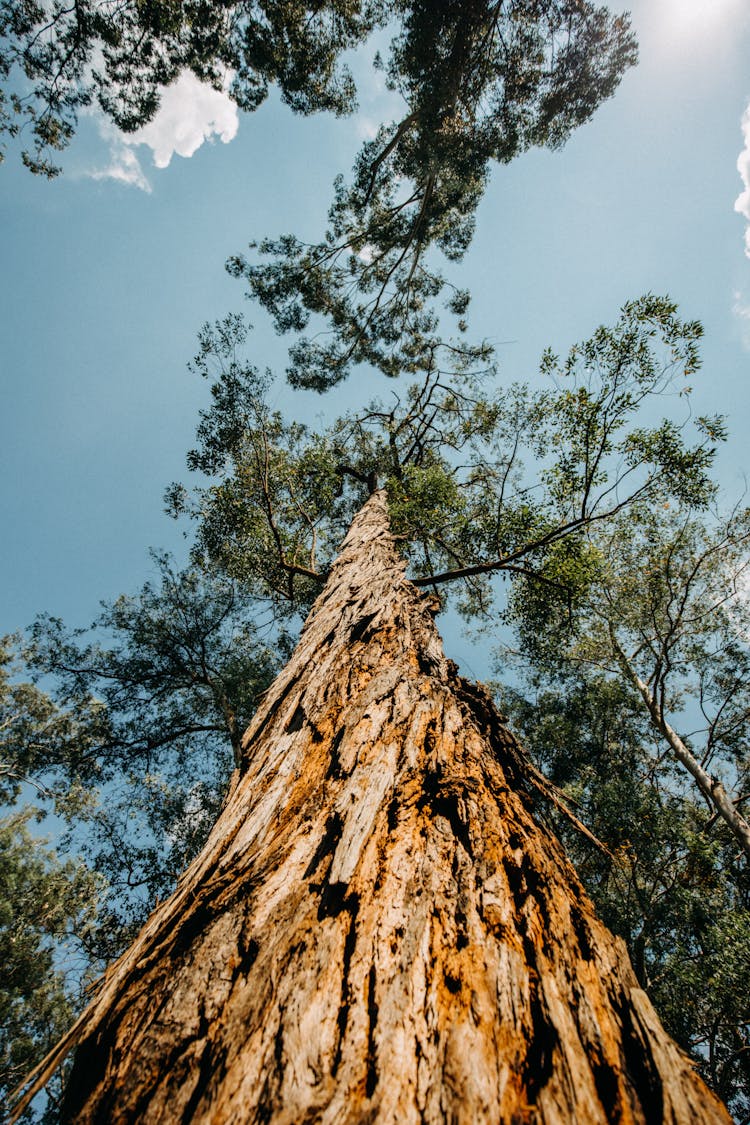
[1,0,749,680]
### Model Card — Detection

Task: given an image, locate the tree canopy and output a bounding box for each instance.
[3,2,750,1120]
[228,0,636,388]
[169,295,717,616]
[1,0,636,233]
[8,300,750,1117]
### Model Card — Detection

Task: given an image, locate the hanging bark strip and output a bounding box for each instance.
[13,492,730,1124]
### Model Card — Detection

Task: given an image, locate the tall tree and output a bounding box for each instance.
[11,492,732,1123]
[10,298,736,1121]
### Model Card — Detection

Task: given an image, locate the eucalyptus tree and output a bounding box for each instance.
[11,295,736,1123]
[14,498,731,1125]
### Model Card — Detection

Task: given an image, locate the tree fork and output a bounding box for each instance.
[13,493,731,1123]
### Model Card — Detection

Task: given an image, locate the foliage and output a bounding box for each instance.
[170,296,720,624]
[0,810,102,1123]
[507,493,750,860]
[0,637,104,808]
[229,1,637,388]
[0,0,384,175]
[0,2,637,379]
[1,0,635,197]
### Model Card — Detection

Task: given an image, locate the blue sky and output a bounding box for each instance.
[1,0,749,679]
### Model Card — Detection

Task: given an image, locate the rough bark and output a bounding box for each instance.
[14,492,731,1124]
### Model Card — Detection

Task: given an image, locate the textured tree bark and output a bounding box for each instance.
[15,492,731,1123]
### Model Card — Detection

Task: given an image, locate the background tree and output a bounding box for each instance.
[0,810,102,1124]
[0,562,279,1121]
[499,500,750,1118]
[1,635,106,1120]
[503,673,750,1122]
[21,556,280,940]
[506,497,750,855]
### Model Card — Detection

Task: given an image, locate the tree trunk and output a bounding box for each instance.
[15,492,730,1124]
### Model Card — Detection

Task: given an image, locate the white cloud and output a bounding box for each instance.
[86,72,239,190]
[89,129,152,193]
[732,290,750,350]
[131,72,238,168]
[735,102,750,258]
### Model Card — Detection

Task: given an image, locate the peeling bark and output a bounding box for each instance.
[14,492,731,1123]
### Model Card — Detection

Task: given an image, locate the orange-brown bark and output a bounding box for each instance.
[14,492,731,1123]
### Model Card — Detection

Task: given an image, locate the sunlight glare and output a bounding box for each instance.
[655,0,747,43]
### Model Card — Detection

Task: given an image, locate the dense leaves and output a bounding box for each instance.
[0,0,384,175]
[4,2,632,388]
[229,2,637,388]
[0,638,104,808]
[0,812,102,1123]
[170,296,720,624]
